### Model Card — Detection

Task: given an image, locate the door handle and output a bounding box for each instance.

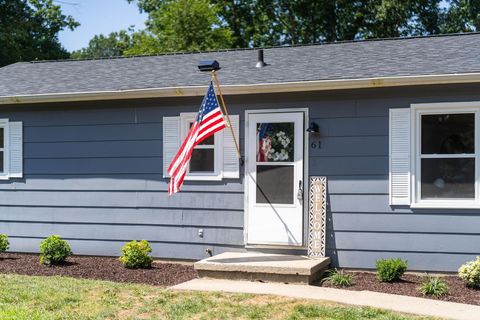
[297,180,303,201]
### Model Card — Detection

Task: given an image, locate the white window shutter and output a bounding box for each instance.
[389,108,411,205]
[9,121,23,178]
[223,115,240,179]
[163,116,180,178]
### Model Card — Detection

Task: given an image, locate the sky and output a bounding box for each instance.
[57,0,147,52]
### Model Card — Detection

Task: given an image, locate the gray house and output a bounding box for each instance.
[0,33,480,272]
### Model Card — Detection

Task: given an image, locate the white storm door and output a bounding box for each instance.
[246,112,304,246]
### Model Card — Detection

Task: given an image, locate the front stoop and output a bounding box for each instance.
[194,252,330,284]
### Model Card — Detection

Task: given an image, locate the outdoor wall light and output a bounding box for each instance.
[306,122,320,133]
[198,60,221,72]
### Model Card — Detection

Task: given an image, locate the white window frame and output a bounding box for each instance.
[0,119,9,180]
[180,113,224,181]
[411,101,480,209]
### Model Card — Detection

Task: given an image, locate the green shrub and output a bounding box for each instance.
[39,235,72,265]
[119,240,153,269]
[419,276,449,297]
[0,234,9,253]
[321,269,354,287]
[375,258,408,282]
[458,256,480,288]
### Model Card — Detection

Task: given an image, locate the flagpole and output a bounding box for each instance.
[211,70,243,163]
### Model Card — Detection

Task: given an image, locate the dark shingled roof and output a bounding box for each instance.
[1,33,480,97]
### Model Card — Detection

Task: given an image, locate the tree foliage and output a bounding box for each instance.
[73,0,232,59]
[214,0,446,46]
[75,0,480,59]
[0,0,78,66]
[72,30,133,59]
[71,29,165,59]
[143,0,233,52]
[442,0,480,33]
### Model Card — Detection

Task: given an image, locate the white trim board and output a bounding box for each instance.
[3,73,480,105]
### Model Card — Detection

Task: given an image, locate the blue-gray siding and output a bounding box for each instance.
[0,100,246,259]
[1,84,480,271]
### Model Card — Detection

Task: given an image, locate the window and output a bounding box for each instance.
[163,113,240,181]
[179,113,223,180]
[409,102,480,208]
[188,121,215,173]
[420,113,475,200]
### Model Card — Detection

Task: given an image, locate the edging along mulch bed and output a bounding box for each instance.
[320,271,480,306]
[0,253,197,286]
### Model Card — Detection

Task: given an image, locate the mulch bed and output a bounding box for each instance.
[2,253,479,306]
[0,252,197,286]
[320,271,480,306]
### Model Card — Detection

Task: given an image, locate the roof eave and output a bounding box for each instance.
[1,73,480,105]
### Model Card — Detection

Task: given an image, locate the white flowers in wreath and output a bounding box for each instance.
[268,131,292,161]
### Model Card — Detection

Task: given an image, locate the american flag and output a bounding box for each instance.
[167,82,227,195]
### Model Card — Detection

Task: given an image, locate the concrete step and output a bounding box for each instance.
[194,251,330,284]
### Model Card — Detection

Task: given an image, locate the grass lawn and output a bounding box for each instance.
[0,274,436,320]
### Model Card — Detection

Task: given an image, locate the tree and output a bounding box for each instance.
[0,0,78,66]
[135,0,233,52]
[71,30,132,59]
[75,0,233,59]
[123,30,164,55]
[252,0,369,44]
[70,29,164,59]
[442,0,480,33]
[75,0,480,58]
[211,0,257,47]
[359,0,444,38]
[212,0,443,46]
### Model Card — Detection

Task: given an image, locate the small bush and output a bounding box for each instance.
[39,235,72,265]
[458,256,480,288]
[375,258,408,282]
[419,276,449,297]
[0,234,9,253]
[321,269,354,287]
[119,240,153,269]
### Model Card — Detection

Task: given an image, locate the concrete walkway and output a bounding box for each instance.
[172,278,480,320]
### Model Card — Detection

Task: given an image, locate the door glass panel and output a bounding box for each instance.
[257,122,294,162]
[421,158,475,199]
[190,149,214,172]
[256,165,294,204]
